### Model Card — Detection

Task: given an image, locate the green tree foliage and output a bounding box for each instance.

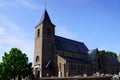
[99,50,105,56]
[106,51,117,58]
[0,63,3,79]
[99,50,117,58]
[0,48,32,80]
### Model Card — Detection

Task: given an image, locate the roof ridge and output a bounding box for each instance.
[55,35,84,44]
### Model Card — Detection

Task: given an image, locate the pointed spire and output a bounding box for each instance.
[39,9,52,24]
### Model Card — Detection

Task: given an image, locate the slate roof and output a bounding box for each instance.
[88,49,98,61]
[55,36,89,55]
[105,54,120,66]
[60,55,92,64]
[39,9,52,24]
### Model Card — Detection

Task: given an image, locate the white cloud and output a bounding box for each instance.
[56,26,79,40]
[17,0,41,9]
[0,0,41,9]
[0,14,22,32]
[0,0,16,7]
[0,14,23,35]
[0,27,5,35]
[0,14,34,62]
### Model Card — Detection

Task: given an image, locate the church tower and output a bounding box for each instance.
[34,9,57,78]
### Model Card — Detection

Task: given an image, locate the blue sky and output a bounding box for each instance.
[0,0,120,63]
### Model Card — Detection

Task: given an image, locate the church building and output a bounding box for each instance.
[33,9,120,78]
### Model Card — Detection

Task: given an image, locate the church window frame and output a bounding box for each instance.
[36,56,40,62]
[47,28,51,36]
[37,29,40,38]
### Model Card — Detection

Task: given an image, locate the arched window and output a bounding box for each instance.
[36,56,39,62]
[37,29,40,37]
[47,28,51,35]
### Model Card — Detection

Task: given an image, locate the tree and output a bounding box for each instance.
[0,63,3,79]
[99,50,105,56]
[1,48,32,80]
[99,50,117,58]
[106,51,117,58]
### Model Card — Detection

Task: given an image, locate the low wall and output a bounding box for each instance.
[40,76,112,80]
